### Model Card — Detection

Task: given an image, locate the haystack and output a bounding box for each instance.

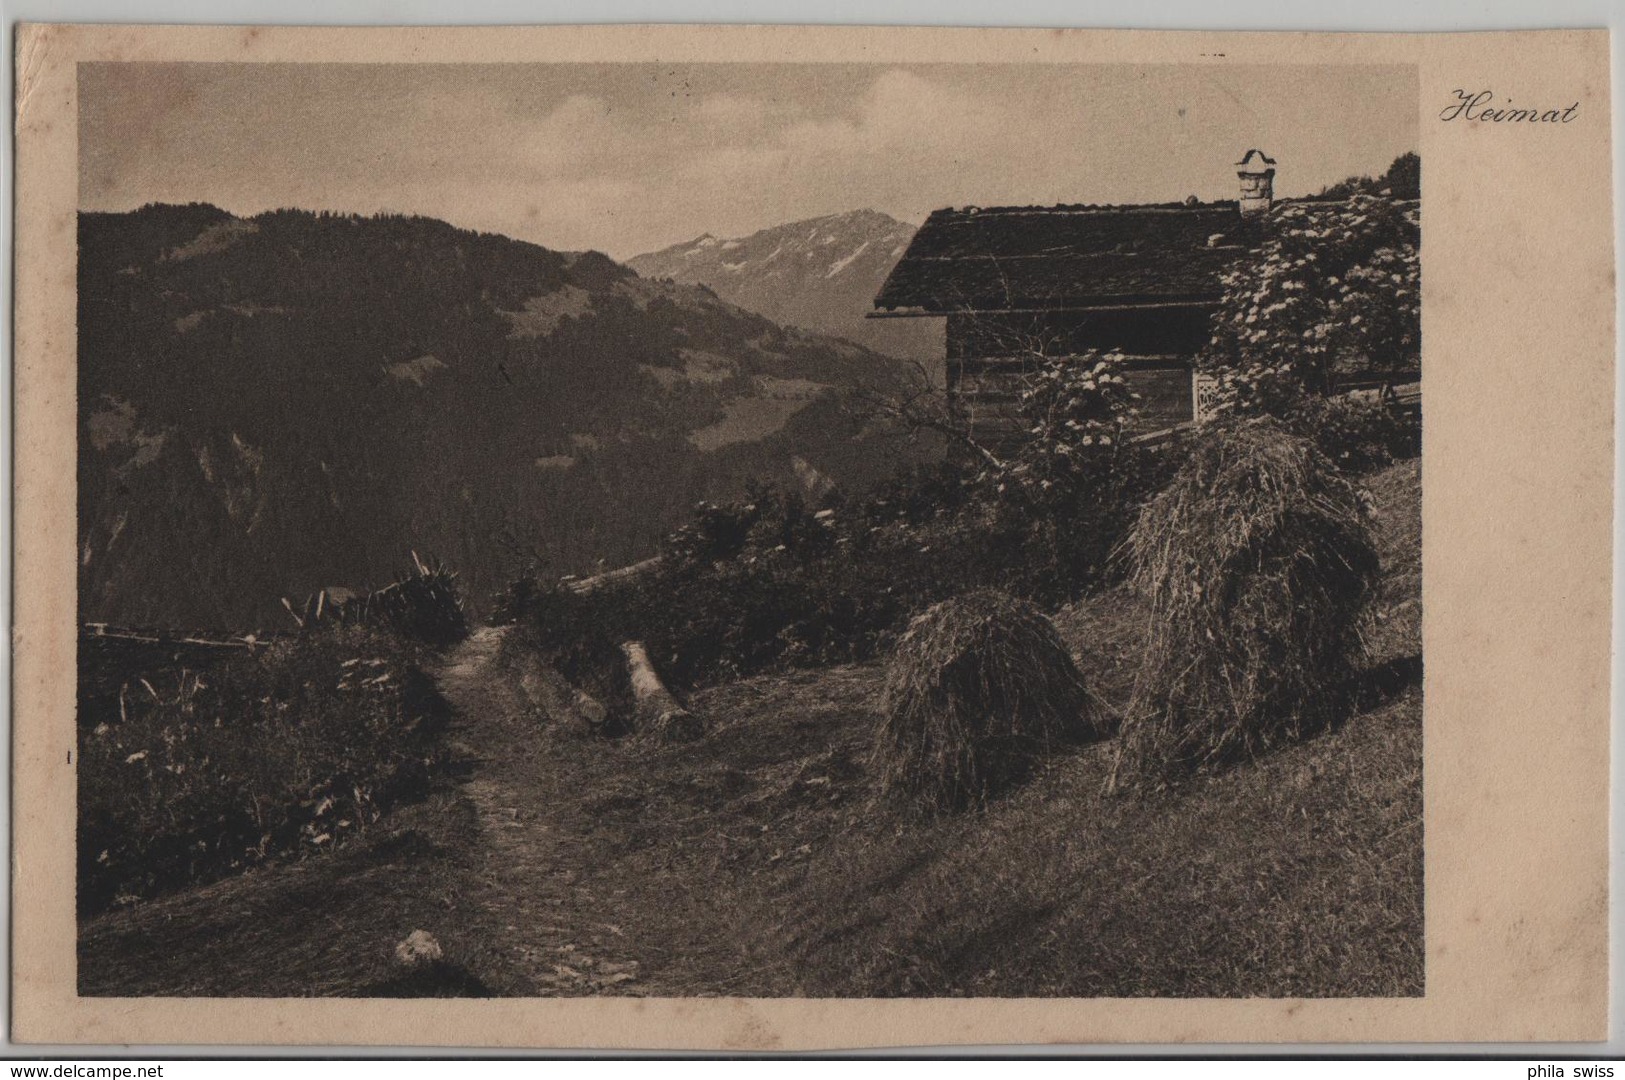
[874,589,1100,811]
[1115,416,1379,785]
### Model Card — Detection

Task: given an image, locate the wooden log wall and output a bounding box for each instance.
[945,352,1197,454]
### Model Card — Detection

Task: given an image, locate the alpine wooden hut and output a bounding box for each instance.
[871,150,1283,452]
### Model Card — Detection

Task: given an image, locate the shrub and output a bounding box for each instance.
[489,570,544,627]
[514,554,908,706]
[1192,374,1421,478]
[77,626,447,915]
[975,351,1162,603]
[499,582,634,724]
[1294,393,1420,474]
[500,391,1163,700]
[1317,150,1421,201]
[512,502,1068,699]
[363,557,468,646]
[504,471,976,696]
[1115,417,1380,785]
[873,589,1102,811]
[287,554,468,647]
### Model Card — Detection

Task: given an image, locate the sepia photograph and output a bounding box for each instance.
[67,57,1427,1002]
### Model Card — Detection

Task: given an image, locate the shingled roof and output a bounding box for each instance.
[873,201,1265,314]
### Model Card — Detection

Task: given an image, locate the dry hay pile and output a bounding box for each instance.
[874,589,1101,811]
[1116,416,1379,784]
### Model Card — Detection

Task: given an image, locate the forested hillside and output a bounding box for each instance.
[79,204,920,630]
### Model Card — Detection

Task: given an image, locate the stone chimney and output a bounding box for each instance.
[1236,149,1276,215]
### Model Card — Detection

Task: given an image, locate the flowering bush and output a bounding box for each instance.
[1202,194,1420,413]
[974,351,1165,593]
[1001,351,1142,496]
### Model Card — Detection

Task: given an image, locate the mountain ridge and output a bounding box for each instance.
[628,209,943,366]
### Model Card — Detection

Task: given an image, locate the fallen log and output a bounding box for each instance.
[502,637,612,735]
[564,556,664,597]
[621,641,701,742]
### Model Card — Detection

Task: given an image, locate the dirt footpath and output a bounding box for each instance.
[428,627,654,995]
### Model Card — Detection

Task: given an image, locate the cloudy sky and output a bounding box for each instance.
[80,62,1417,260]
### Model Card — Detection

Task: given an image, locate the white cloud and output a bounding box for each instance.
[80,63,1419,260]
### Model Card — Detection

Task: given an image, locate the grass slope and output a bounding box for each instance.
[78,783,506,997]
[79,459,1420,998]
